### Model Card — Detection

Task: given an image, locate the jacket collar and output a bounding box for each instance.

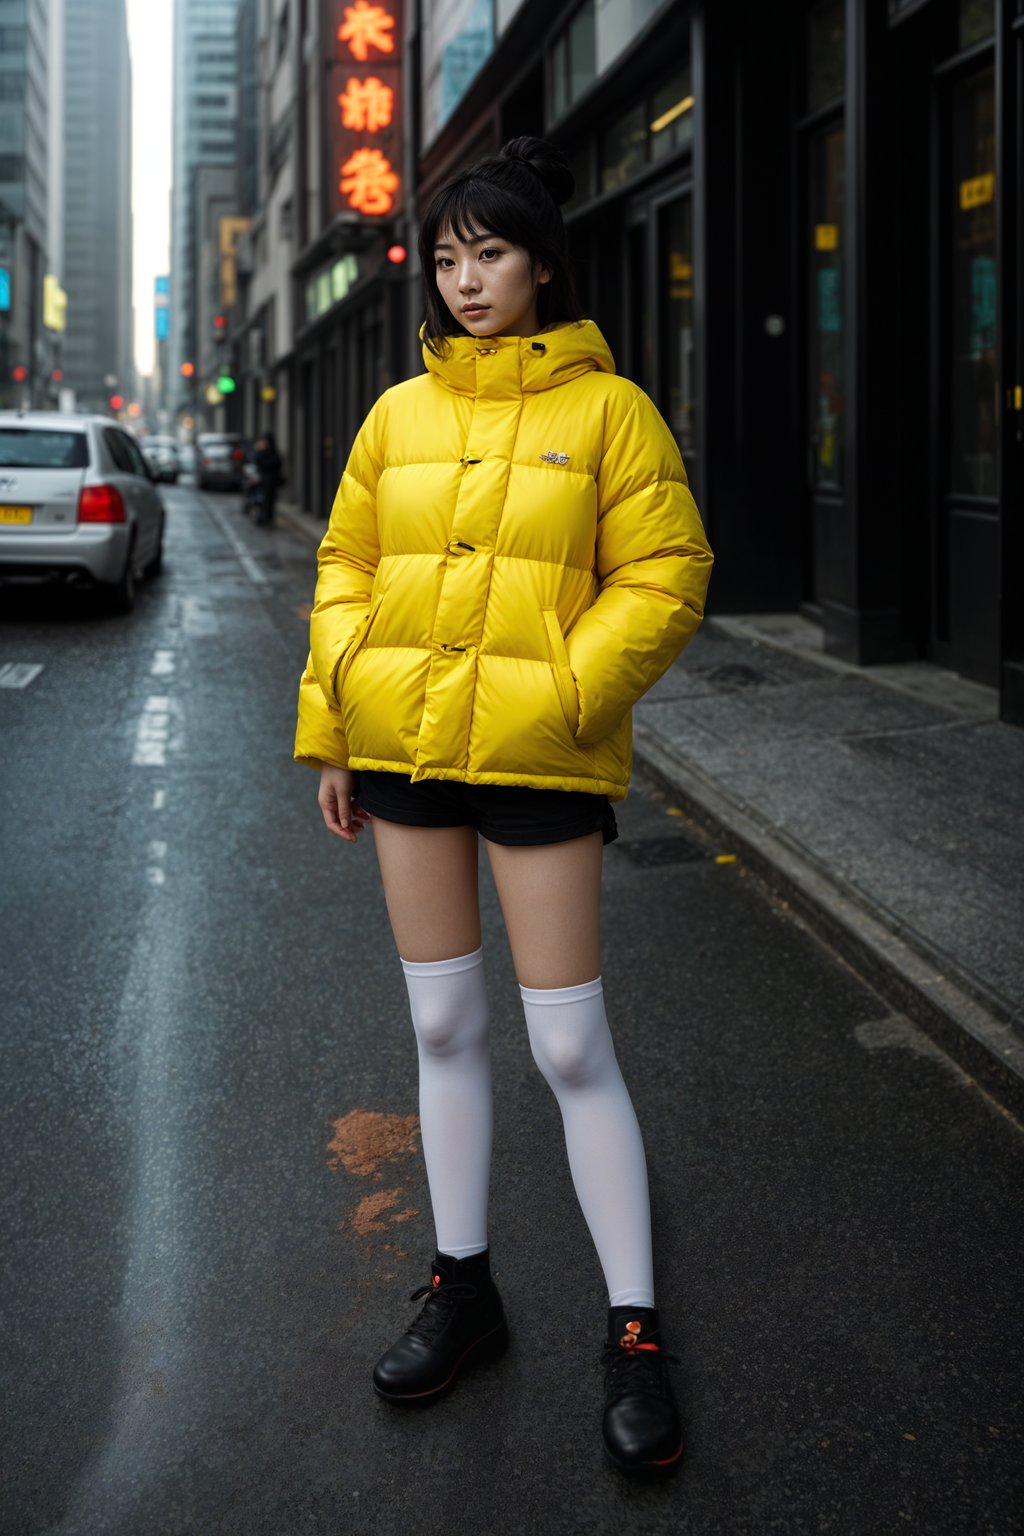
[422,319,616,399]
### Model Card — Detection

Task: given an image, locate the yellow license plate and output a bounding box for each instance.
[0,505,33,524]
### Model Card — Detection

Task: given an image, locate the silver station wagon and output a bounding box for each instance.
[0,412,165,612]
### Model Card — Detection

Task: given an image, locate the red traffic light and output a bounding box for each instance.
[213,314,227,330]
[387,245,407,265]
[12,365,27,382]
[51,368,64,382]
[180,361,195,378]
[109,394,124,411]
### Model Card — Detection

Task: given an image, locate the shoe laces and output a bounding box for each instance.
[404,1270,478,1347]
[602,1322,678,1405]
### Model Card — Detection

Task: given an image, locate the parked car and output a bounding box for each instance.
[0,411,165,613]
[140,435,180,483]
[196,432,245,490]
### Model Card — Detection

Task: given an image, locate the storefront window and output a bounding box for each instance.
[958,0,994,48]
[809,125,845,490]
[949,67,997,497]
[807,0,844,113]
[593,65,691,195]
[601,103,646,192]
[659,195,696,475]
[650,69,694,162]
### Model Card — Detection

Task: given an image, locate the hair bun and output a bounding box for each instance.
[499,136,575,207]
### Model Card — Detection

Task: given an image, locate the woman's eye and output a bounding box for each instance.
[436,257,453,270]
[480,247,501,260]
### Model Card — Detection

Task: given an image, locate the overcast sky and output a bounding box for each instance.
[126,0,172,380]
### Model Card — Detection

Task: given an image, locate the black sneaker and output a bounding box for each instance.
[372,1249,509,1402]
[601,1307,683,1473]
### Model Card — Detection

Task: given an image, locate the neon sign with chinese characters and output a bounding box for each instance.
[328,1,403,221]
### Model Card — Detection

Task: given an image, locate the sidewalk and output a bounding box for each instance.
[634,612,1024,1116]
[279,501,1024,1114]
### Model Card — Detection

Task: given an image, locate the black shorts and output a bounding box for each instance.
[353,771,618,848]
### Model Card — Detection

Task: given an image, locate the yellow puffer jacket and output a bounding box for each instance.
[295,320,712,801]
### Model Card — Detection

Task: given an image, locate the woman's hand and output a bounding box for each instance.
[318,765,371,843]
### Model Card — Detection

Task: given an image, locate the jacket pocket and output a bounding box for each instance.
[336,590,384,700]
[542,608,580,737]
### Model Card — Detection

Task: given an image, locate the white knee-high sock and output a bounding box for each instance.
[521,978,655,1309]
[401,948,491,1259]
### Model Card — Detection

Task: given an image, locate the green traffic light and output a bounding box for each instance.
[217,374,236,395]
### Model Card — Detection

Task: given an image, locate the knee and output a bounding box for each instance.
[412,1000,488,1058]
[529,1021,605,1091]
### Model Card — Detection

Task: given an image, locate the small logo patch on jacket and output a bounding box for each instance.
[539,451,571,465]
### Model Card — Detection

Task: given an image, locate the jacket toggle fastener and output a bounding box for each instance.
[459,454,481,465]
[446,538,476,554]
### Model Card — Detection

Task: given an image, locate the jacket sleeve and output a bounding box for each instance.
[565,391,713,747]
[293,400,385,770]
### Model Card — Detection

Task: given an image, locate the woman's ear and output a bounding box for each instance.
[536,262,553,286]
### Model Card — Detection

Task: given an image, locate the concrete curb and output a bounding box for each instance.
[633,720,1024,1122]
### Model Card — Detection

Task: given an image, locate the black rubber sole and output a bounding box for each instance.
[372,1316,510,1405]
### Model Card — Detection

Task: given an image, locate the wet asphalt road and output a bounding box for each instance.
[1,481,1022,1536]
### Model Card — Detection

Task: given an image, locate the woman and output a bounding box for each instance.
[295,137,713,1474]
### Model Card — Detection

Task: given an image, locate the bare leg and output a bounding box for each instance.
[372,820,490,1257]
[484,831,603,988]
[487,832,654,1308]
[372,820,481,961]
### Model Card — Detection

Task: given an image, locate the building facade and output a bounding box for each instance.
[169,0,241,415]
[62,0,132,412]
[217,0,1023,724]
[0,0,55,408]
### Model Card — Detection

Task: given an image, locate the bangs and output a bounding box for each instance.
[424,177,534,254]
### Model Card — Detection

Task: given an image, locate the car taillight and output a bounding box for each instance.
[231,448,244,461]
[78,484,127,523]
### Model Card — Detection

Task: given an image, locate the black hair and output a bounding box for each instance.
[417,136,583,355]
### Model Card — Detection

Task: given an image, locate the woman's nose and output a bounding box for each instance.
[458,264,479,293]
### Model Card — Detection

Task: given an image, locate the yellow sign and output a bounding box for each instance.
[43,274,68,331]
[960,173,995,211]
[815,224,839,252]
[219,216,251,306]
[205,384,222,405]
[260,385,277,402]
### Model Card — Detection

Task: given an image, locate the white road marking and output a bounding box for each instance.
[0,662,44,688]
[202,497,269,585]
[152,788,166,810]
[133,695,173,767]
[146,839,168,888]
[150,650,176,676]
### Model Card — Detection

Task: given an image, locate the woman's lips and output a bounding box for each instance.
[462,305,489,316]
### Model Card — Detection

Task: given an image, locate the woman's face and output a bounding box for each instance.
[433,223,551,338]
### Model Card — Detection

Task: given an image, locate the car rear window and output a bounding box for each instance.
[198,435,239,447]
[0,428,90,469]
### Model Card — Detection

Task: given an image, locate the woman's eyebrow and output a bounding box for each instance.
[433,232,499,250]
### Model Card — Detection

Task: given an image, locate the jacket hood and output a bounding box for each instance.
[422,319,616,397]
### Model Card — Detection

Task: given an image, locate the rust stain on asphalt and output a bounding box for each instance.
[328,1110,421,1245]
[326,1109,420,1176]
[347,1188,419,1236]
